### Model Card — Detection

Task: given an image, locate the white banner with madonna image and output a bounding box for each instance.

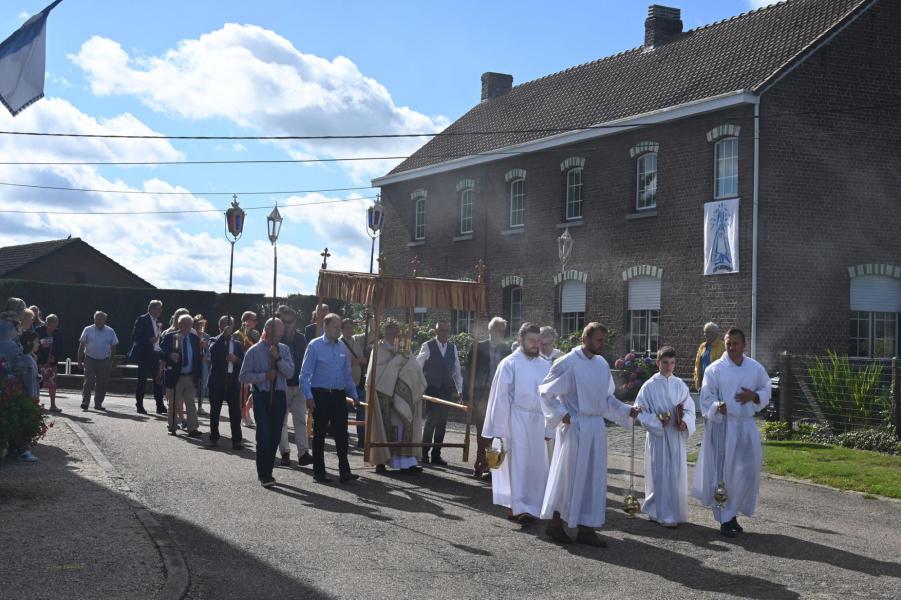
[703,199,739,275]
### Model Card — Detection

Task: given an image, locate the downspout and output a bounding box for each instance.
[750,98,760,359]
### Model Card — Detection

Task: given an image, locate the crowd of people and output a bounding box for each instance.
[2,294,770,543]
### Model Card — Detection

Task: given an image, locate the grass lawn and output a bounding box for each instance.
[762,441,901,499]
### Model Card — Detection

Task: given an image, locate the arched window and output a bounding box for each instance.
[850,272,900,357]
[564,168,583,221]
[414,197,426,240]
[636,152,658,210]
[503,285,523,335]
[459,188,473,234]
[509,178,525,228]
[714,137,739,199]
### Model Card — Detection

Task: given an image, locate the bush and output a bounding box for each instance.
[0,368,50,452]
[761,421,793,441]
[836,427,901,455]
[807,351,890,432]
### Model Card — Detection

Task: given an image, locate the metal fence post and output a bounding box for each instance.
[892,357,899,440]
[779,351,794,427]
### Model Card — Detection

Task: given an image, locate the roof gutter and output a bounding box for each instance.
[372,90,758,188]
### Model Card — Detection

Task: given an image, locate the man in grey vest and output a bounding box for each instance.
[416,321,462,466]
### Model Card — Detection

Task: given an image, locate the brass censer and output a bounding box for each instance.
[486,439,506,469]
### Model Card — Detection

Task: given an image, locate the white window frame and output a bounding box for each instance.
[636,152,658,210]
[505,285,523,336]
[560,312,585,337]
[714,137,739,199]
[565,168,583,221]
[851,310,899,358]
[509,178,525,228]
[459,188,473,235]
[451,309,475,335]
[629,309,660,355]
[414,197,426,240]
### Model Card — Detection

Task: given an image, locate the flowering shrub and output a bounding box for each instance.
[0,358,51,452]
[613,352,658,396]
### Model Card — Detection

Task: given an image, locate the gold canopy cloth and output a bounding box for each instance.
[316,271,486,312]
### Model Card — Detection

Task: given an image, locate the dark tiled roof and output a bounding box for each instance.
[0,237,155,288]
[0,238,77,276]
[387,0,870,176]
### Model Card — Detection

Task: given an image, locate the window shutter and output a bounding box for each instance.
[628,276,661,310]
[850,276,901,312]
[561,280,586,313]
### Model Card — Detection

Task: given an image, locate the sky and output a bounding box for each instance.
[0,0,777,295]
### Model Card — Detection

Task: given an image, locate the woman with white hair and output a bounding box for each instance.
[539,326,563,363]
[693,322,725,391]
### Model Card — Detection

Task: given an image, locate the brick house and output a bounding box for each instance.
[372,0,901,371]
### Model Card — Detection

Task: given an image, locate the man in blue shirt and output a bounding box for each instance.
[300,312,359,483]
[239,317,295,488]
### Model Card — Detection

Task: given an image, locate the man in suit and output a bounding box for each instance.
[129,300,166,415]
[470,316,512,477]
[417,321,463,466]
[160,314,203,437]
[303,303,329,343]
[208,315,245,449]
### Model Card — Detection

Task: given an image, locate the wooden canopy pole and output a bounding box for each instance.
[462,259,487,464]
[363,302,382,464]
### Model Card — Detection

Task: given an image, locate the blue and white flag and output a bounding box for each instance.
[0,0,63,116]
[703,198,739,275]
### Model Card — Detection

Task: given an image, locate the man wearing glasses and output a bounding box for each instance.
[276,305,312,467]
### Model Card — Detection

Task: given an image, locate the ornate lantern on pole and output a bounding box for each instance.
[267,205,283,315]
[224,195,246,316]
[557,228,573,333]
[366,195,385,275]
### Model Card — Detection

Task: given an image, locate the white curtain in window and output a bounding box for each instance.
[561,280,586,313]
[850,276,901,312]
[628,276,661,310]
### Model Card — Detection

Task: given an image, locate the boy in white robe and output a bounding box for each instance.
[539,322,640,546]
[482,323,552,523]
[692,327,771,538]
[635,346,696,527]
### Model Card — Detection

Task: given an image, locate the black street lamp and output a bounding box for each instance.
[267,205,283,315]
[225,195,246,316]
[366,195,385,274]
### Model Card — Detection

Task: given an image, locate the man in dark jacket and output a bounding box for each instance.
[128,300,165,414]
[160,314,203,437]
[208,315,245,449]
[470,316,512,477]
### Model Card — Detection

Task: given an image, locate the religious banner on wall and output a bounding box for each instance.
[703,199,739,275]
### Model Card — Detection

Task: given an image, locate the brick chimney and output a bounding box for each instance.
[481,72,513,101]
[645,5,683,48]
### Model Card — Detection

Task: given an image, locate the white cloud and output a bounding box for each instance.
[748,0,780,9]
[69,24,448,182]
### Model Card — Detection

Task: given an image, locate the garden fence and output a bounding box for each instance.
[778,352,899,439]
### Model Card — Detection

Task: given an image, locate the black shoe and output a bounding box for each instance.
[375,464,387,474]
[81,404,89,411]
[168,429,177,436]
[430,455,448,466]
[313,472,332,483]
[280,453,291,467]
[95,406,106,411]
[402,465,423,474]
[260,477,276,488]
[546,525,573,545]
[297,452,313,466]
[187,430,203,438]
[156,405,167,414]
[232,441,243,450]
[136,406,148,414]
[339,471,359,483]
[729,517,744,533]
[720,523,737,538]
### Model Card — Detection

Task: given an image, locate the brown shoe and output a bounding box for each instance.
[576,527,607,547]
[545,524,573,544]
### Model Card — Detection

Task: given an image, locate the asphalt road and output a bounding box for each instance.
[51,391,901,600]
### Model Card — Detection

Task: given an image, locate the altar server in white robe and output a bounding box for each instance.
[482,323,552,523]
[539,322,640,546]
[635,346,696,527]
[692,328,770,538]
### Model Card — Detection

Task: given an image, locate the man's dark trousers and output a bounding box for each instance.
[136,362,165,411]
[209,376,242,443]
[422,384,453,460]
[252,390,287,480]
[312,387,350,475]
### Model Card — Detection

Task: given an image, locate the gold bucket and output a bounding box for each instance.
[485,440,506,469]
